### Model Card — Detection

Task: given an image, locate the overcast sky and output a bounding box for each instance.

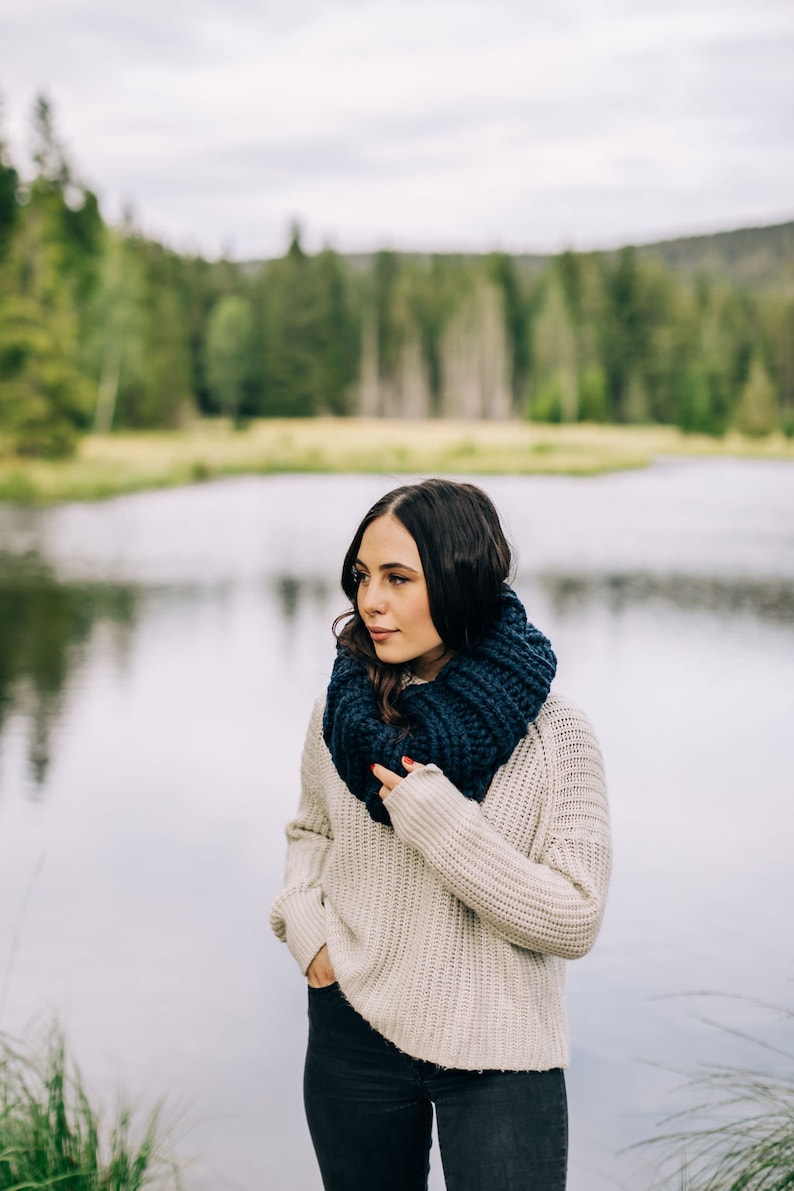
[1,0,792,259]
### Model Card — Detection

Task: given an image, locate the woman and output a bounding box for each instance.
[271,479,611,1191]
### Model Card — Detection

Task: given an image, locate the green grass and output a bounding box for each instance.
[635,996,794,1190]
[1,418,793,504]
[0,1024,182,1190]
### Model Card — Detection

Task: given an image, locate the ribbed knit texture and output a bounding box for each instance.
[322,586,557,825]
[271,692,611,1072]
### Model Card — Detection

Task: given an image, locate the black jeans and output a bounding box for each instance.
[304,983,568,1191]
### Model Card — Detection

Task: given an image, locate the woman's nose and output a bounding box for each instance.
[360,579,386,615]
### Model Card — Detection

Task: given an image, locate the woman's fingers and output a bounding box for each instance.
[371,757,421,801]
[306,944,336,988]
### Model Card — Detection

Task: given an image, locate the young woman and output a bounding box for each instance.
[271,479,611,1191]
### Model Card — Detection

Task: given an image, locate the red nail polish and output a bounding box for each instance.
[402,756,414,766]
[370,763,376,772]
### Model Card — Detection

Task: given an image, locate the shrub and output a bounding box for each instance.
[636,995,794,1190]
[0,1023,182,1189]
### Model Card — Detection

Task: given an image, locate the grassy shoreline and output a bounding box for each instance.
[0,1024,181,1190]
[1,418,792,504]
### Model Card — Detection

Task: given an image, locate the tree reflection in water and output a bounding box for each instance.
[538,569,794,625]
[2,552,790,796]
[0,554,137,792]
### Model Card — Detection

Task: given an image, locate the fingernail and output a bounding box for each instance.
[402,756,414,766]
[370,763,376,772]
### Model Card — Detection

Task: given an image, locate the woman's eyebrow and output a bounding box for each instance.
[355,557,419,573]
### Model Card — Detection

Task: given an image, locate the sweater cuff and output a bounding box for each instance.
[385,764,479,853]
[270,886,327,975]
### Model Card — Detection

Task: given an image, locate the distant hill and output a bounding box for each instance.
[507,220,794,290]
[240,219,794,291]
[630,220,794,290]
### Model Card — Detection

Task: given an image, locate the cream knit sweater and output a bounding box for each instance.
[270,691,610,1072]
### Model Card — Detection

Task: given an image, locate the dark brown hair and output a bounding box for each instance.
[334,479,513,723]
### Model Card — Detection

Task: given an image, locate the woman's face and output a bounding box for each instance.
[354,514,450,680]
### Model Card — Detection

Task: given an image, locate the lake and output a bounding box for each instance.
[1,459,792,1190]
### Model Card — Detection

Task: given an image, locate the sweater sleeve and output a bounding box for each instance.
[269,698,333,974]
[383,700,611,960]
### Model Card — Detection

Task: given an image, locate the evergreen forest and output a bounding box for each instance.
[1,96,793,459]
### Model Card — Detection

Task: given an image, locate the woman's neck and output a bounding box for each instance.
[410,647,456,682]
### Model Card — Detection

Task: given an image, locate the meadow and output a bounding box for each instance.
[1,418,793,503]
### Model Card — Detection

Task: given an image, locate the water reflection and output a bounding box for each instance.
[3,552,791,796]
[539,570,794,624]
[0,553,138,790]
[273,575,331,621]
[1,558,339,798]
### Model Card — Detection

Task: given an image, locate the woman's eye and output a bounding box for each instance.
[352,569,369,586]
[389,574,408,586]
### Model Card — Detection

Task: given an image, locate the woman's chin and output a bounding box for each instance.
[373,643,407,665]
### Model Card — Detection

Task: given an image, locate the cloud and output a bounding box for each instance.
[1,0,792,255]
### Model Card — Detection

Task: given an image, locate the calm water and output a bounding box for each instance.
[1,461,792,1190]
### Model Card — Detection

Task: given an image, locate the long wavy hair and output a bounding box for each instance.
[334,479,513,724]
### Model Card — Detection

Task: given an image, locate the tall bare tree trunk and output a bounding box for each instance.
[94,344,121,434]
[398,327,431,418]
[440,280,510,419]
[358,312,380,416]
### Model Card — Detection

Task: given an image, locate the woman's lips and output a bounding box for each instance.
[367,627,398,642]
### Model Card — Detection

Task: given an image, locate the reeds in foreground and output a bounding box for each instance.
[637,996,794,1190]
[0,1024,182,1189]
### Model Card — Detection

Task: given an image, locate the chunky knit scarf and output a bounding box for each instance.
[322,586,557,827]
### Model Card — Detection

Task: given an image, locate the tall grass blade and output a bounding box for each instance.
[0,1022,183,1189]
[633,995,794,1190]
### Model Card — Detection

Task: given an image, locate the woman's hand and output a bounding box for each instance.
[307,944,336,988]
[371,756,421,802]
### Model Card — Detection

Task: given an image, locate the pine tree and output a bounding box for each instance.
[0,95,101,455]
[733,356,778,436]
[0,99,20,262]
[205,293,256,423]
